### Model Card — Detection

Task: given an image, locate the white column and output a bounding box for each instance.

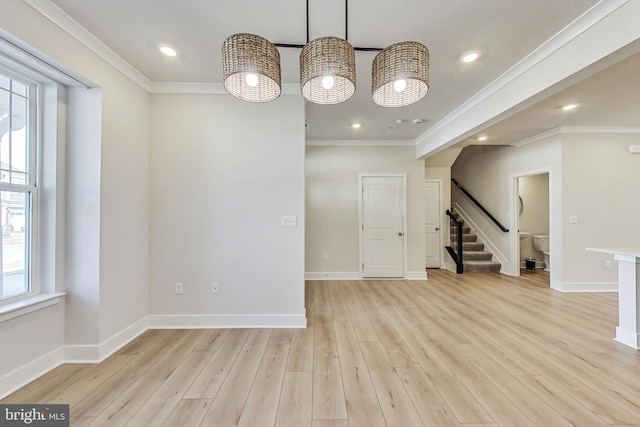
[614,254,640,349]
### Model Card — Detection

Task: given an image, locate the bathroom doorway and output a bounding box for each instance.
[514,172,550,285]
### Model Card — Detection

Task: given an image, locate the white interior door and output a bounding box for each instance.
[425,181,441,268]
[361,175,405,278]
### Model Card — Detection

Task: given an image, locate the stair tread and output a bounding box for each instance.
[464,260,501,265]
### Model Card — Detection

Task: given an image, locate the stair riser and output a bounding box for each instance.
[464,252,493,261]
[464,263,501,273]
[462,242,484,251]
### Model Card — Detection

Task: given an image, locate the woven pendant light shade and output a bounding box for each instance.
[300,37,356,105]
[372,41,429,107]
[222,33,281,102]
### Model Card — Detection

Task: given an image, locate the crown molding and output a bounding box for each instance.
[23,0,152,91]
[511,125,640,147]
[414,0,631,156]
[306,139,414,146]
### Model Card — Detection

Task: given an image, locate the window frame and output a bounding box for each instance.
[0,66,41,303]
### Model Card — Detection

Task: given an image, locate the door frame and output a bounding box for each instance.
[509,169,553,281]
[425,179,443,269]
[358,173,408,279]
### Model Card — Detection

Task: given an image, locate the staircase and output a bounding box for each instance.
[450,211,501,273]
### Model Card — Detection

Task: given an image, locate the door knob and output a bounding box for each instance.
[398,232,404,236]
[435,227,440,231]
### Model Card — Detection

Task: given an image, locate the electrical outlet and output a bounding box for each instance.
[175,282,183,294]
[604,260,611,269]
[211,282,219,294]
[323,252,328,261]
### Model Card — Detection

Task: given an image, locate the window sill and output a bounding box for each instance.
[0,293,66,323]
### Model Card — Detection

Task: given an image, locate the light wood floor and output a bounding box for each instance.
[4,269,640,426]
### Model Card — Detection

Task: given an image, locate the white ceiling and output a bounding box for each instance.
[44,0,640,148]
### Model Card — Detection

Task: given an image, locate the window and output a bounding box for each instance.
[0,70,36,300]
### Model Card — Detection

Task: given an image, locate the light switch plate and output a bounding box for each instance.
[281,216,297,227]
[569,215,578,224]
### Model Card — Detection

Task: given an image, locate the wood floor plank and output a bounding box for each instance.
[116,329,170,355]
[518,375,611,427]
[382,306,494,424]
[162,398,212,427]
[194,328,231,351]
[456,343,575,427]
[183,328,251,399]
[70,329,190,418]
[88,330,209,425]
[275,372,313,427]
[312,304,348,421]
[68,417,94,426]
[360,341,425,427]
[125,349,213,426]
[286,301,314,372]
[492,319,640,424]
[269,329,294,344]
[45,355,134,408]
[328,281,351,322]
[314,281,330,306]
[312,421,350,427]
[340,282,379,342]
[417,333,536,426]
[1,364,95,404]
[237,343,289,427]
[333,321,386,427]
[396,367,462,427]
[199,329,272,427]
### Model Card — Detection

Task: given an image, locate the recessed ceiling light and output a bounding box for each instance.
[461,50,481,63]
[562,103,578,111]
[477,136,488,141]
[352,123,361,129]
[159,45,177,57]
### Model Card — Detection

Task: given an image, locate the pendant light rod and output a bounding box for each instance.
[274,43,381,52]
[273,0,382,52]
[345,0,348,41]
[307,0,310,43]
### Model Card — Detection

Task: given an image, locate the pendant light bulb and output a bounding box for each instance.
[322,75,335,90]
[393,79,407,93]
[245,73,259,87]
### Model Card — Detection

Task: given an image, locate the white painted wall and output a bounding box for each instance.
[305,145,425,279]
[452,129,640,291]
[148,94,306,326]
[562,132,640,288]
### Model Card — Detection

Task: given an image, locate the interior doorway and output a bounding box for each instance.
[360,174,407,278]
[424,180,442,268]
[513,172,550,285]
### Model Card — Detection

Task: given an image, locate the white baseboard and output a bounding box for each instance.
[63,317,148,363]
[554,281,618,292]
[407,271,428,280]
[147,313,307,329]
[0,348,63,400]
[305,272,361,280]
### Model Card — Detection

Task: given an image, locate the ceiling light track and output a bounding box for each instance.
[221,0,429,107]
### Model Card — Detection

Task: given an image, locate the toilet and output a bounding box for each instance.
[533,235,550,271]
